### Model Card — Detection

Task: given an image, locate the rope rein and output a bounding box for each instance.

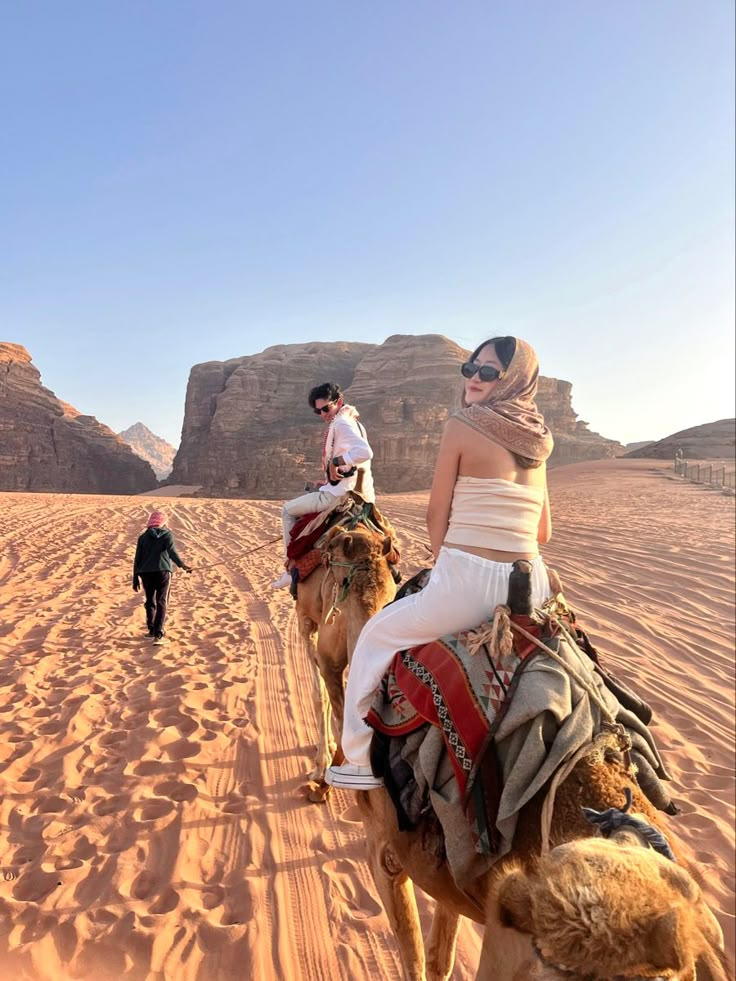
[509,617,617,726]
[322,559,371,624]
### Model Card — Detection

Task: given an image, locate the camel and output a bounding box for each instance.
[357,752,729,980]
[294,537,727,976]
[294,523,397,802]
[334,558,728,979]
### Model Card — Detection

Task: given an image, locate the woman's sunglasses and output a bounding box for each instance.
[313,403,335,415]
[460,362,504,382]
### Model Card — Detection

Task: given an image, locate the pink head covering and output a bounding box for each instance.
[146,510,167,528]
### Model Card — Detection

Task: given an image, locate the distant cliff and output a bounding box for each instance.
[119,422,176,479]
[170,335,622,499]
[0,343,158,494]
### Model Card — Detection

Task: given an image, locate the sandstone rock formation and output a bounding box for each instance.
[119,422,176,479]
[0,343,158,494]
[170,335,622,499]
[625,419,735,461]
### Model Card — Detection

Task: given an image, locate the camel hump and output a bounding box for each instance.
[507,559,534,615]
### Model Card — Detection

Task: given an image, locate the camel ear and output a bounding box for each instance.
[381,536,392,557]
[645,908,686,973]
[321,526,341,548]
[341,534,355,559]
[496,869,535,934]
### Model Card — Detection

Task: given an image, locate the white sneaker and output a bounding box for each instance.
[325,763,383,790]
[271,571,292,589]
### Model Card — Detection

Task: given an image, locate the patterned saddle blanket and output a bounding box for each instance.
[366,613,545,799]
[367,564,671,878]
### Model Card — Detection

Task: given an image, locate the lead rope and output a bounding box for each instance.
[510,619,617,724]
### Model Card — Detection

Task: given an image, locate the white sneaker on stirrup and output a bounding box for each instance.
[325,763,383,790]
[271,571,292,589]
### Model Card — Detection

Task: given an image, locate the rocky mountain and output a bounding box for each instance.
[170,334,623,499]
[624,419,735,460]
[119,422,176,479]
[0,343,158,494]
[624,440,654,454]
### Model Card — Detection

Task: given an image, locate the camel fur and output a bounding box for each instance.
[357,750,728,980]
[494,836,730,981]
[294,523,396,803]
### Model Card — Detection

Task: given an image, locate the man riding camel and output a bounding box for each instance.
[272,382,375,589]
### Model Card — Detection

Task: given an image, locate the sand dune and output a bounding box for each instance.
[0,459,733,978]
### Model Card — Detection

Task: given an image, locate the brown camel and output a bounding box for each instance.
[356,751,729,980]
[294,523,397,802]
[295,542,728,976]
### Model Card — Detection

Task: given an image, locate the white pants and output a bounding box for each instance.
[342,546,551,766]
[281,490,337,551]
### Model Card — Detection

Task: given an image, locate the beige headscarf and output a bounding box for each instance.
[454,338,553,465]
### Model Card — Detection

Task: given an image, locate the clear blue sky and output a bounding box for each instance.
[2,1,733,448]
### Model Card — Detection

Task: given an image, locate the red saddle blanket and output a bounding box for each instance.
[286,511,327,561]
[366,615,545,800]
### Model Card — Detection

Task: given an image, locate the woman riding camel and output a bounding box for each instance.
[326,336,554,789]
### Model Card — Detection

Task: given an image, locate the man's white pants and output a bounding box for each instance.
[281,490,337,551]
[342,546,551,767]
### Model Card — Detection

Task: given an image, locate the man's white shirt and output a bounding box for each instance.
[320,414,375,502]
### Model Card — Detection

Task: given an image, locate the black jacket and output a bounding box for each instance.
[133,527,187,578]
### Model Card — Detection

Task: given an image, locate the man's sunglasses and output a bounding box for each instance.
[460,362,504,382]
[313,403,335,415]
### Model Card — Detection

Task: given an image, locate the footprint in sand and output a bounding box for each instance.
[153,780,198,803]
[322,859,382,920]
[36,795,67,814]
[201,885,225,909]
[137,799,175,822]
[130,869,158,900]
[94,794,131,817]
[337,804,363,825]
[149,886,179,914]
[13,869,60,903]
[163,738,201,761]
[51,920,77,961]
[98,731,127,748]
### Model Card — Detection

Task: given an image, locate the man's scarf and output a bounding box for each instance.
[322,403,360,478]
[454,338,553,464]
[146,510,167,528]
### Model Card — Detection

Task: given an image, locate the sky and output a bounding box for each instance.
[1,1,734,448]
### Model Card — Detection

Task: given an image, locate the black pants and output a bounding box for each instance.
[140,571,171,636]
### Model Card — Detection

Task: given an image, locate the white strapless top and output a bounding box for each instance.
[444,476,544,553]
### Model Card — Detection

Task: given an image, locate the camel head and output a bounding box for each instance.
[494,836,728,981]
[320,525,397,616]
[321,524,393,566]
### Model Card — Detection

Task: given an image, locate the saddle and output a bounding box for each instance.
[368,562,675,879]
[286,493,401,596]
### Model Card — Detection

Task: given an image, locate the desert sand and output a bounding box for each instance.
[0,459,733,980]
